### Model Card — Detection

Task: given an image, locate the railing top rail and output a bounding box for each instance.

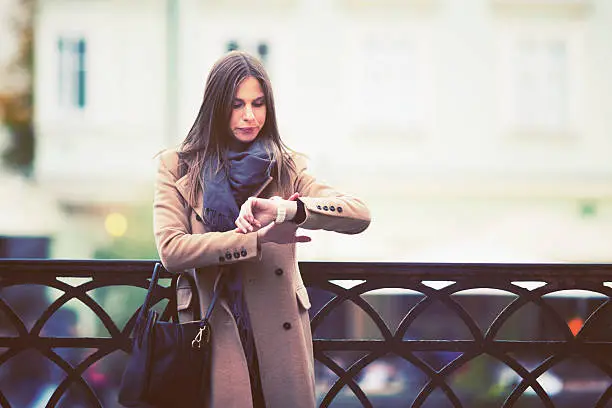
[0,259,611,280]
[300,261,612,280]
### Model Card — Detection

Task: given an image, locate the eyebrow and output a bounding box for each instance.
[233,95,265,102]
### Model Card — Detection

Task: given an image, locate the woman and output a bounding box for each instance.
[154,51,370,407]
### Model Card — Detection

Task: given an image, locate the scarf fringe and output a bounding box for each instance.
[203,208,235,232]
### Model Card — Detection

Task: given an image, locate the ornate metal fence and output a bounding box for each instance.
[0,260,611,407]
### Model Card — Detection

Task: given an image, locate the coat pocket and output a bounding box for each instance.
[295,286,311,310]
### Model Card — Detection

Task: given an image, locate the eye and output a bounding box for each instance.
[232,100,244,109]
[252,97,266,108]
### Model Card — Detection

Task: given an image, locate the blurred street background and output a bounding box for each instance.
[1,0,612,407]
[1,0,611,263]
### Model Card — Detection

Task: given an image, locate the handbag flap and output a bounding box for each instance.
[176,275,193,311]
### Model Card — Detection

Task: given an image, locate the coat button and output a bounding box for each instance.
[275,268,283,276]
[316,205,322,210]
[330,206,335,211]
[195,214,202,222]
[225,252,232,260]
[233,251,240,259]
[323,206,329,211]
[241,249,247,257]
[219,256,225,262]
[283,322,291,330]
[337,206,343,213]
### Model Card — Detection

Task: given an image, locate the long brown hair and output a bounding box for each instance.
[178,51,295,207]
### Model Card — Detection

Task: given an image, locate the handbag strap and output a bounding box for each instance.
[140,263,224,325]
[202,268,225,323]
[137,262,163,324]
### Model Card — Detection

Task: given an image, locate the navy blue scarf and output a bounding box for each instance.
[202,139,273,232]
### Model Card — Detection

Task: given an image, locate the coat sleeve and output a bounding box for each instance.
[153,152,260,272]
[292,154,371,234]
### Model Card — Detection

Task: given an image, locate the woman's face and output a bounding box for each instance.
[229,76,267,144]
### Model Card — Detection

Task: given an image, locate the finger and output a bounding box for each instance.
[237,203,249,224]
[247,198,265,226]
[287,192,300,201]
[244,218,254,232]
[235,217,252,233]
[234,220,246,234]
[245,197,256,224]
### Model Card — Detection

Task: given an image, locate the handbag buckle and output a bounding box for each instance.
[191,323,210,349]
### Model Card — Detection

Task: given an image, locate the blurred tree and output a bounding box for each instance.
[0,0,34,175]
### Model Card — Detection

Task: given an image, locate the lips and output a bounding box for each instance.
[237,127,258,134]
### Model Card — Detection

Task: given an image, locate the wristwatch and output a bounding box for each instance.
[275,203,287,224]
[275,199,305,224]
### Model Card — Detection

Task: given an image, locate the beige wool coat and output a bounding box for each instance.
[153,149,371,408]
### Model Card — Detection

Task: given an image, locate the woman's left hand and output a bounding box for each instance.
[234,193,299,234]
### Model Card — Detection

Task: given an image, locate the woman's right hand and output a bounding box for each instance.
[256,221,311,245]
[235,192,300,234]
[235,197,276,233]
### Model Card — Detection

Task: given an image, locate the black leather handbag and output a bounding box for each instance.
[118,263,222,407]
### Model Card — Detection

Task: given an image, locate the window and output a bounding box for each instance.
[513,39,569,130]
[225,40,269,64]
[58,37,87,109]
[498,26,583,137]
[514,38,568,130]
[354,29,433,136]
[226,40,239,52]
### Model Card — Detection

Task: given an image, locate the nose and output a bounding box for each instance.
[243,105,255,121]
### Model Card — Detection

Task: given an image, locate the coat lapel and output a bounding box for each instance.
[175,173,204,221]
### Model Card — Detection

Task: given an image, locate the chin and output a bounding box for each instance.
[232,135,257,144]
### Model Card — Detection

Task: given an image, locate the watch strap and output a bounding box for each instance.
[275,203,287,224]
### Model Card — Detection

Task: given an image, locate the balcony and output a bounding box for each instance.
[0,260,611,407]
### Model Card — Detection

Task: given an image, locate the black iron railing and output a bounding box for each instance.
[0,260,611,407]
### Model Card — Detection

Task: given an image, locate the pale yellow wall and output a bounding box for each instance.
[32,0,612,261]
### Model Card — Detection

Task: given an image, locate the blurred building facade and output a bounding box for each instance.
[33,0,612,262]
[0,0,61,257]
[0,0,22,93]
